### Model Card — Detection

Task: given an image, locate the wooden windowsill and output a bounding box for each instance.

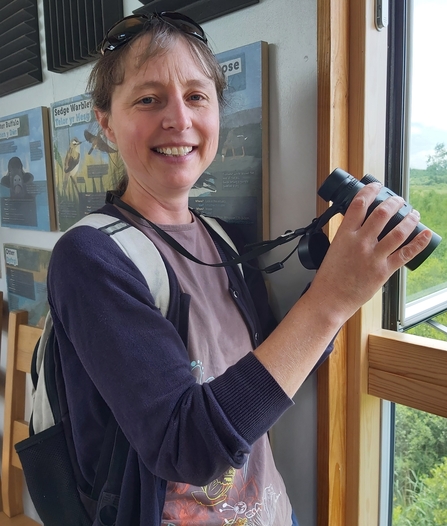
[369,329,447,418]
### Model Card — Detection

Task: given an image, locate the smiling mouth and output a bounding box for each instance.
[155,146,193,156]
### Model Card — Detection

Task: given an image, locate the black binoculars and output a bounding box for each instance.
[298,168,441,271]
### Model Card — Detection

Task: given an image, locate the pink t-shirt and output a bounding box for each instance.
[120,210,292,526]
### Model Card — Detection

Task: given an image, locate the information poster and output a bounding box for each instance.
[189,41,269,243]
[0,107,55,231]
[50,93,123,231]
[3,244,52,328]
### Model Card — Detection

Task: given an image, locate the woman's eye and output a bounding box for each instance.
[140,97,154,105]
[190,94,204,102]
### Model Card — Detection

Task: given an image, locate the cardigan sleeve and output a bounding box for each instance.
[48,224,293,486]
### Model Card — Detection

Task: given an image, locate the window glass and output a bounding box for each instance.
[405,311,447,341]
[393,392,447,525]
[392,315,447,525]
[401,0,447,327]
[388,4,447,524]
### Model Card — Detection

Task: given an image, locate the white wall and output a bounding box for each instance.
[0,0,320,524]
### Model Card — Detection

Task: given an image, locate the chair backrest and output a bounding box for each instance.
[2,310,42,518]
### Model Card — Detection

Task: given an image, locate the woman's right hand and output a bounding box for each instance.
[254,181,433,398]
[309,182,433,324]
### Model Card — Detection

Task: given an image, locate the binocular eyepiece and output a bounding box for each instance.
[317,168,441,271]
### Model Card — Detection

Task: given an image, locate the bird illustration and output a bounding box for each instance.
[192,172,217,193]
[189,172,217,198]
[1,157,34,198]
[63,138,82,193]
[84,129,117,155]
[221,128,248,161]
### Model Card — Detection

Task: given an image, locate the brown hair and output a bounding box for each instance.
[87,17,226,113]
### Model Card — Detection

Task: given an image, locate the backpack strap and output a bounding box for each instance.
[197,215,243,276]
[31,311,57,434]
[32,214,171,433]
[71,214,170,317]
[93,422,130,525]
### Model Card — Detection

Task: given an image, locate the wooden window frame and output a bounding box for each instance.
[316,1,447,525]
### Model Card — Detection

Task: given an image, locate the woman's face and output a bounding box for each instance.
[97,36,220,204]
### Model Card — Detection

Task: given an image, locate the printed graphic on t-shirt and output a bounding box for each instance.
[163,474,281,525]
[190,359,215,384]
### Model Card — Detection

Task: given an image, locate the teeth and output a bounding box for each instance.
[156,146,193,156]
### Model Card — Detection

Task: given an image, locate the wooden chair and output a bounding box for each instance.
[1,310,42,525]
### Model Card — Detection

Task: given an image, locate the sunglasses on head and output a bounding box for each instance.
[100,11,208,55]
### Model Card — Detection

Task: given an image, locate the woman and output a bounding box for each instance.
[47,12,431,526]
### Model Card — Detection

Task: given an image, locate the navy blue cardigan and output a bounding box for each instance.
[48,204,295,525]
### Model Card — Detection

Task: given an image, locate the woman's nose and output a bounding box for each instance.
[161,98,192,131]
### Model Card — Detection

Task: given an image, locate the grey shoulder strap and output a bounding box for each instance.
[32,312,56,433]
[198,215,243,276]
[71,214,170,317]
[32,214,170,434]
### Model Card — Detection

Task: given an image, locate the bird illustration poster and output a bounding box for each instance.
[50,93,122,231]
[189,41,269,244]
[0,106,56,231]
[3,244,52,328]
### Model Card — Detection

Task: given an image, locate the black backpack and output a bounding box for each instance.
[16,320,129,526]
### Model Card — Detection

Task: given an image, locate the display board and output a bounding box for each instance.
[50,93,122,231]
[189,41,269,243]
[3,244,52,328]
[0,106,55,231]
